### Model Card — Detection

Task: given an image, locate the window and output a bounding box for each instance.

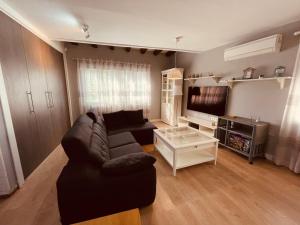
[77,59,151,116]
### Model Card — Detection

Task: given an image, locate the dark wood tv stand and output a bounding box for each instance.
[215,116,269,163]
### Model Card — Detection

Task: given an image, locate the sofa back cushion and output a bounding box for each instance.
[94,119,108,144]
[75,114,94,128]
[103,110,127,131]
[86,110,98,123]
[124,109,145,125]
[61,115,110,165]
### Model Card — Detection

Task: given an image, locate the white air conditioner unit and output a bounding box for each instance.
[224,34,282,61]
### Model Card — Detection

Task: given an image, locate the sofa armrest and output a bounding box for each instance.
[102,152,156,176]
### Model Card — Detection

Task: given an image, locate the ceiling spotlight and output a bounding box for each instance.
[81,24,90,39]
[81,24,89,33]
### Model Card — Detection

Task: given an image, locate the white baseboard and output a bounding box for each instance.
[150,119,161,122]
[264,153,273,161]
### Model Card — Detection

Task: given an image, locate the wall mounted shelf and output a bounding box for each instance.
[184,76,223,85]
[221,76,292,89]
[184,75,292,90]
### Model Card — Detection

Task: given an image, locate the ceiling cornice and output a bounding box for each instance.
[0,0,64,53]
[56,38,202,54]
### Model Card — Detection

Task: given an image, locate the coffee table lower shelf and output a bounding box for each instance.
[155,140,217,176]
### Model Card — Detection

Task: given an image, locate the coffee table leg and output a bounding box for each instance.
[173,151,177,176]
[214,142,218,165]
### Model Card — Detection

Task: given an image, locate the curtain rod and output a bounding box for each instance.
[71,57,150,66]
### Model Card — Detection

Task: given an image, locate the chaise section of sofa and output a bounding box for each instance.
[57,113,156,225]
[103,110,157,145]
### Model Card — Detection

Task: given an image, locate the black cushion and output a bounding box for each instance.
[93,122,108,146]
[89,134,110,163]
[107,122,156,135]
[75,114,94,128]
[108,132,136,148]
[86,111,98,122]
[107,122,156,145]
[103,110,127,131]
[61,123,92,162]
[61,116,109,165]
[124,110,145,125]
[102,152,156,176]
[109,143,143,159]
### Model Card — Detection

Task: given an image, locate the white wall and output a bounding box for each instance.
[177,20,300,157]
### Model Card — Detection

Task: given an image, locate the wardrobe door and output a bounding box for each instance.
[52,48,70,135]
[41,43,70,145]
[40,42,60,145]
[21,28,56,162]
[0,12,40,177]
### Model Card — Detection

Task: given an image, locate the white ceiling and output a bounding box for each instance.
[3,0,300,52]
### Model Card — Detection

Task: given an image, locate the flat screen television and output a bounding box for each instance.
[187,86,228,116]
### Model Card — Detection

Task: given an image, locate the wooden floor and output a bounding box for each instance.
[1,121,300,225]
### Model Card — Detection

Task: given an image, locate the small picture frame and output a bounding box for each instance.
[243,67,256,79]
[274,66,285,77]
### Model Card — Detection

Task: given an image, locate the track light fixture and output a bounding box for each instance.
[81,24,90,39]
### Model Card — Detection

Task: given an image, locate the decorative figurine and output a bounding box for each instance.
[274,66,285,77]
[243,67,256,79]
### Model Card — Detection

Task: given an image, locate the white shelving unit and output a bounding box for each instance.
[177,116,217,137]
[161,68,184,126]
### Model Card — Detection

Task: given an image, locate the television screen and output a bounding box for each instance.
[187,86,228,116]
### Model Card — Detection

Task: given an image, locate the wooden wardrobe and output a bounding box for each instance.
[0,12,70,178]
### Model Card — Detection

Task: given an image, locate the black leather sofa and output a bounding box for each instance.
[57,112,157,225]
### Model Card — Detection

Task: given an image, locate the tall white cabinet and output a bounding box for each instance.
[161,68,184,126]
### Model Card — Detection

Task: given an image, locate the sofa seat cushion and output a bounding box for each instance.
[108,132,136,149]
[107,122,156,135]
[109,143,143,159]
[107,122,157,145]
[102,152,156,176]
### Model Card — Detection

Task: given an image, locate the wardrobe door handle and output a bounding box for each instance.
[26,91,34,113]
[45,91,51,108]
[50,92,54,108]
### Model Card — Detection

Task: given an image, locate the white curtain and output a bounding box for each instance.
[77,59,151,116]
[274,40,300,173]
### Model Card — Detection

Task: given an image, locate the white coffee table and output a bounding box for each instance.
[154,126,219,176]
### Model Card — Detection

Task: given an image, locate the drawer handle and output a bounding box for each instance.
[26,91,34,113]
[50,91,54,108]
[45,91,51,108]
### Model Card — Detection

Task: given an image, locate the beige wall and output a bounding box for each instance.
[65,43,173,122]
[177,20,300,157]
